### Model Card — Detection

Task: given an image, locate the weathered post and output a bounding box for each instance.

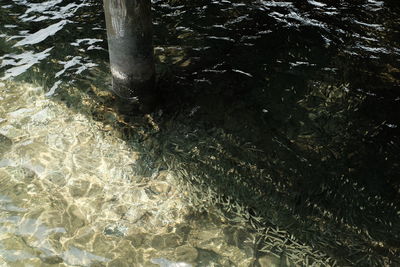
[103,0,156,112]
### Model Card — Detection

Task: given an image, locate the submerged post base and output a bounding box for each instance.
[112,72,158,113]
[103,0,157,113]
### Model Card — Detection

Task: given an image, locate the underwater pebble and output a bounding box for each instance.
[151,181,171,194]
[151,258,192,267]
[39,255,63,264]
[0,134,12,155]
[151,233,181,249]
[196,228,222,240]
[125,207,147,223]
[45,172,66,187]
[174,246,198,262]
[257,254,280,267]
[68,180,90,197]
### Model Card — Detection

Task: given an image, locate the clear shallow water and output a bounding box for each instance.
[0,0,400,266]
[0,82,259,266]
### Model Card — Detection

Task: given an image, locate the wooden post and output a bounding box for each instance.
[103,0,156,111]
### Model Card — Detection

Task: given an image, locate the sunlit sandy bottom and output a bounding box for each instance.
[0,83,257,266]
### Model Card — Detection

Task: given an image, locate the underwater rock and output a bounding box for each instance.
[151,233,181,249]
[44,171,67,187]
[150,258,192,267]
[39,255,63,264]
[150,181,172,195]
[68,180,90,198]
[61,247,110,266]
[104,224,128,237]
[0,134,12,156]
[257,254,280,267]
[195,248,231,266]
[174,246,198,263]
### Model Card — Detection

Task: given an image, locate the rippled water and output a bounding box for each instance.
[0,81,260,266]
[1,0,400,266]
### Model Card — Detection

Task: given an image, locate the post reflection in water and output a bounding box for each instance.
[0,0,399,266]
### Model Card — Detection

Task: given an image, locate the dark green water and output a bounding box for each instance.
[0,0,399,266]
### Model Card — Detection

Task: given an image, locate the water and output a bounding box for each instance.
[0,0,399,266]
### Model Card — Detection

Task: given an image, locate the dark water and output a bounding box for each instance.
[1,0,400,266]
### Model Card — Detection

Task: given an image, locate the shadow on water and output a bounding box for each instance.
[1,0,400,265]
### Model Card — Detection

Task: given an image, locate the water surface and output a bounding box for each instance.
[1,0,399,266]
